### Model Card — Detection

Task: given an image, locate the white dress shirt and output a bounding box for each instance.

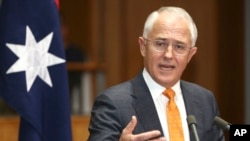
[142,69,190,141]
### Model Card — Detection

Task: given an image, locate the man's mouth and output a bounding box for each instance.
[159,64,175,71]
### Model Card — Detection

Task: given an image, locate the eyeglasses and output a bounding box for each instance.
[143,38,192,55]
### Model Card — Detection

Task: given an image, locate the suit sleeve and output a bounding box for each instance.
[87,93,122,141]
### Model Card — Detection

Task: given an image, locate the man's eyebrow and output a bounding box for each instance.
[155,38,167,41]
[176,41,186,44]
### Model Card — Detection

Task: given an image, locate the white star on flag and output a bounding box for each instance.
[6,26,65,92]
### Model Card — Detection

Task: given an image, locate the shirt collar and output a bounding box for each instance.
[142,68,182,99]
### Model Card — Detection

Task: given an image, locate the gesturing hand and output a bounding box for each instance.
[119,116,166,141]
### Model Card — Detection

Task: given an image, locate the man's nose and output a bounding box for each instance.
[163,45,174,58]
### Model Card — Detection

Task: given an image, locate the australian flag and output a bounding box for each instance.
[0,0,72,141]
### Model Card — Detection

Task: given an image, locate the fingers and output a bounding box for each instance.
[120,116,138,141]
[120,116,166,141]
[123,115,137,134]
[133,130,163,141]
[148,137,166,141]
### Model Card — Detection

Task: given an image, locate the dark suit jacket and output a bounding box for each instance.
[88,72,225,141]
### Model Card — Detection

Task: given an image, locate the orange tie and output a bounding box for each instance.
[163,88,184,141]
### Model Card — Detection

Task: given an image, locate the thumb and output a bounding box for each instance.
[124,116,137,133]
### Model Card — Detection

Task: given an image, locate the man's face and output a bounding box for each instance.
[139,12,197,88]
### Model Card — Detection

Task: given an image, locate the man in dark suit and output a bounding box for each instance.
[88,6,225,141]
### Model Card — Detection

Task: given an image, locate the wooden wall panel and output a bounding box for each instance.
[102,0,124,86]
[71,116,90,141]
[0,116,90,141]
[0,117,19,141]
[60,0,91,59]
[217,0,245,124]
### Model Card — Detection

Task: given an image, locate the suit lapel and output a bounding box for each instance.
[181,82,201,116]
[181,81,203,141]
[131,73,163,134]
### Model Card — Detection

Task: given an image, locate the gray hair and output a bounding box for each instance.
[142,6,198,46]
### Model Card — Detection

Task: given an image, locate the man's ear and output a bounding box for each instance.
[187,47,197,63]
[138,37,146,57]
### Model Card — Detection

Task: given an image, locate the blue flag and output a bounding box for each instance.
[0,0,72,141]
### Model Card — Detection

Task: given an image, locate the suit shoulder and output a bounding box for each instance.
[97,80,133,97]
[181,80,213,95]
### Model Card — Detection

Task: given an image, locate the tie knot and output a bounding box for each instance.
[163,88,175,99]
